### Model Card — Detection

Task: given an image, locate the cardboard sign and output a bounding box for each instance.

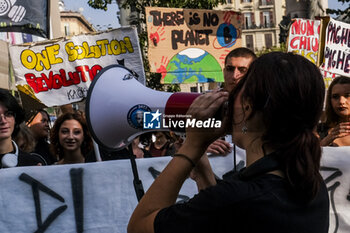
[0,146,349,232]
[320,67,339,89]
[321,18,350,77]
[145,7,242,84]
[287,18,321,64]
[9,27,145,107]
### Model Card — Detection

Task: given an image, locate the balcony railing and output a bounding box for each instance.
[259,0,274,6]
[243,23,275,30]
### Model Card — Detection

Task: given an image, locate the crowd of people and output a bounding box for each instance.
[0,47,349,232]
[0,94,185,167]
[0,48,348,169]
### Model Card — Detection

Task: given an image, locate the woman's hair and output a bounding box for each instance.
[50,112,93,160]
[26,109,51,125]
[324,76,350,127]
[14,122,36,152]
[228,52,325,202]
[0,89,25,137]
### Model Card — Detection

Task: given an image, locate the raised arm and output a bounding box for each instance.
[127,90,228,233]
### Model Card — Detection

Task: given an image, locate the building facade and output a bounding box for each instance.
[216,0,286,52]
[286,0,328,19]
[59,1,95,37]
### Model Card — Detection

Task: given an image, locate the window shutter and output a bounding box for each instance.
[260,12,263,26]
[270,11,274,24]
[251,13,255,25]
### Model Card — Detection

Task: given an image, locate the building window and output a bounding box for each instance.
[260,0,274,6]
[246,35,254,51]
[244,13,252,29]
[242,0,252,2]
[265,34,272,49]
[263,11,270,27]
[260,11,274,28]
[190,86,203,93]
[227,0,232,3]
[64,24,70,36]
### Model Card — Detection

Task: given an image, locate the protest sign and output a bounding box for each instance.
[0,146,348,232]
[145,7,242,84]
[0,0,49,38]
[287,18,321,64]
[321,18,350,77]
[0,150,239,233]
[320,67,338,89]
[9,27,145,107]
[321,146,350,233]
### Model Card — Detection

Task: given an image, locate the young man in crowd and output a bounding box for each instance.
[207,47,257,155]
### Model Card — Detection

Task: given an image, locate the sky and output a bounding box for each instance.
[63,0,348,31]
[328,0,349,10]
[328,0,349,17]
[63,0,121,30]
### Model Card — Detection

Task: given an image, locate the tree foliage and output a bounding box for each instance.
[255,43,287,57]
[87,0,113,11]
[326,0,350,21]
[88,0,226,91]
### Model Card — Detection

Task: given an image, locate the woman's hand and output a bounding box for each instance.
[320,122,350,146]
[206,139,232,155]
[184,90,229,149]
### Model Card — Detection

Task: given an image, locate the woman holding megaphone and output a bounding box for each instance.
[128,52,329,233]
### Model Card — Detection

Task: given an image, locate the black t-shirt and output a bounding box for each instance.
[0,149,46,168]
[154,158,329,233]
[32,139,56,165]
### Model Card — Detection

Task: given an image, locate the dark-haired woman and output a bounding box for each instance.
[50,112,93,164]
[319,76,350,146]
[128,52,329,233]
[27,109,56,164]
[0,89,46,168]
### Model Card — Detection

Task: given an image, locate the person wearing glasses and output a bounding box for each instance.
[207,47,257,155]
[0,89,46,168]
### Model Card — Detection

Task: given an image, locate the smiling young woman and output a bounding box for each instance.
[50,112,93,164]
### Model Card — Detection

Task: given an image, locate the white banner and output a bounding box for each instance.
[9,27,145,107]
[0,146,348,232]
[321,146,350,233]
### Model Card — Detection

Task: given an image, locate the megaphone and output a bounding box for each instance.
[86,65,200,150]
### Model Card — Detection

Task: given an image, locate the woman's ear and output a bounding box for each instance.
[242,99,253,120]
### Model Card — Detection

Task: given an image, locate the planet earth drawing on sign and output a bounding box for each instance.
[162,48,224,84]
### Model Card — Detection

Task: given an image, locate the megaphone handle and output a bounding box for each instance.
[128,144,145,202]
[93,140,102,162]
